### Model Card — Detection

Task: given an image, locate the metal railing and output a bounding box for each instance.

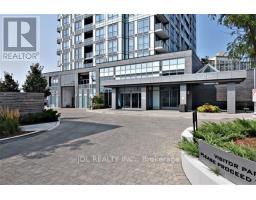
[85,52,93,59]
[155,40,168,49]
[84,63,93,68]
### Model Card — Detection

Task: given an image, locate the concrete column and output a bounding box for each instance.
[74,72,79,108]
[58,75,62,108]
[227,83,236,114]
[111,88,117,109]
[180,84,187,105]
[95,68,100,95]
[141,86,147,110]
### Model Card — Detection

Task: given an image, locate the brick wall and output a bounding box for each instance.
[0,92,44,115]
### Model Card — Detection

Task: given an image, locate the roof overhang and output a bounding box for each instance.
[101,70,247,88]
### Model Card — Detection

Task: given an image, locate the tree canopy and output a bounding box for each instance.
[0,72,20,92]
[22,63,51,97]
[211,14,256,60]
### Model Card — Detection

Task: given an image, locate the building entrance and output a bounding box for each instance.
[160,85,180,109]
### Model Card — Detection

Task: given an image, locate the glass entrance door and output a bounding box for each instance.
[123,93,131,108]
[160,85,180,109]
[120,92,141,109]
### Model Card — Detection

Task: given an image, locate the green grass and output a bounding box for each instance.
[178,119,256,161]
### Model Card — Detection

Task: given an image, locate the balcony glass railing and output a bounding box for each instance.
[155,40,168,49]
[155,23,168,31]
[79,79,90,85]
[85,52,93,59]
[84,63,93,68]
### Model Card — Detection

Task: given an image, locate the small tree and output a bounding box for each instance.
[22,63,51,97]
[0,72,20,92]
[211,14,256,60]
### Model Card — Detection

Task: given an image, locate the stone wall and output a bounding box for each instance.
[0,92,44,115]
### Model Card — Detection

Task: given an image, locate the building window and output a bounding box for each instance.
[75,21,82,31]
[108,14,118,20]
[75,34,82,44]
[137,17,150,33]
[63,53,69,63]
[96,27,105,40]
[63,16,69,25]
[137,34,149,50]
[108,23,118,38]
[96,57,105,64]
[100,67,114,78]
[63,63,69,70]
[95,42,105,56]
[63,29,69,37]
[128,37,134,51]
[63,41,69,49]
[108,55,118,62]
[161,58,185,75]
[128,22,134,36]
[95,14,105,23]
[74,48,82,59]
[74,61,82,69]
[108,39,118,54]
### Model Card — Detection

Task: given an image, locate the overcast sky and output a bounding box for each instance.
[0,14,234,85]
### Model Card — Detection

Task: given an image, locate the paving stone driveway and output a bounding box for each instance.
[1,109,240,185]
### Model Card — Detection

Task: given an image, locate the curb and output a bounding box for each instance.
[180,127,234,185]
[0,120,61,144]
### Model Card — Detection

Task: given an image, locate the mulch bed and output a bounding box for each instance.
[235,137,256,148]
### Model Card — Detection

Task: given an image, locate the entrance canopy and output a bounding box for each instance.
[101,70,247,88]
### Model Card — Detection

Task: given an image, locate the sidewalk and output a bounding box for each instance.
[59,108,256,120]
[21,121,60,132]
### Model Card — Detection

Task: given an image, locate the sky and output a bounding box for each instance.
[0,14,234,85]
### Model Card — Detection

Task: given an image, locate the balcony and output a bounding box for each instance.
[156,14,169,24]
[155,40,169,53]
[57,26,61,33]
[79,79,90,85]
[74,14,84,22]
[84,23,93,32]
[57,60,62,67]
[84,38,93,46]
[84,14,93,18]
[155,23,169,39]
[57,48,62,55]
[57,37,62,44]
[85,52,93,60]
[84,63,93,68]
[74,27,84,35]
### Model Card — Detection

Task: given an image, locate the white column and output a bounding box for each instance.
[141,86,147,110]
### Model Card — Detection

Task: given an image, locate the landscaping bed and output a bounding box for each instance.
[179,119,256,185]
[179,119,256,161]
[0,107,60,139]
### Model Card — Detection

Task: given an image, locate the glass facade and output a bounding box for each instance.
[108,23,118,38]
[99,58,185,81]
[95,14,105,23]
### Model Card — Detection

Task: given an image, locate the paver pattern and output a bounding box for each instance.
[0,109,252,184]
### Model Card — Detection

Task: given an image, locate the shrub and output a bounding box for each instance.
[178,138,199,157]
[20,109,60,125]
[92,95,105,109]
[197,103,221,113]
[179,119,256,161]
[0,119,20,138]
[0,106,20,122]
[92,95,104,105]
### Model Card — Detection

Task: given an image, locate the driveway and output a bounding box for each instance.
[0,109,252,184]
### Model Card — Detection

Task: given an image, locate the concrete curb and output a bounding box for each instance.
[0,120,60,144]
[180,127,234,185]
